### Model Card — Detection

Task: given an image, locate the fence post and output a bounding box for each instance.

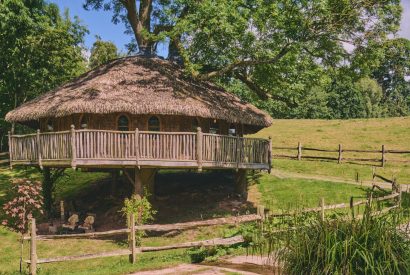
[381,145,386,167]
[135,128,139,168]
[60,200,65,223]
[197,127,203,171]
[30,218,37,275]
[297,142,302,161]
[70,125,76,169]
[398,184,402,209]
[8,131,12,169]
[350,197,354,219]
[36,130,42,169]
[257,205,265,221]
[338,144,342,164]
[129,213,136,264]
[320,198,325,221]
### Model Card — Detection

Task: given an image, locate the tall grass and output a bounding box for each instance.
[248,207,410,274]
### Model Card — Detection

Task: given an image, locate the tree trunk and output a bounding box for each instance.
[235,169,248,200]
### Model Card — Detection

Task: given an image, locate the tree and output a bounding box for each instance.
[0,0,88,138]
[84,0,401,105]
[89,36,120,68]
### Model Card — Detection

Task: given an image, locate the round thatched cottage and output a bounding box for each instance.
[6,56,273,197]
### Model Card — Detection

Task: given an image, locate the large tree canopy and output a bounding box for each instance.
[83,0,402,101]
[0,0,88,149]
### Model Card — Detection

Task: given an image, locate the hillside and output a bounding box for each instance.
[252,117,410,182]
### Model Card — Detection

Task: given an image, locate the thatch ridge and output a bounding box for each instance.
[5,56,273,127]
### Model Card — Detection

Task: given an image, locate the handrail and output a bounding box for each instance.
[9,127,271,169]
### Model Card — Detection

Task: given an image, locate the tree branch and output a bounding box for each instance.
[196,44,292,80]
[236,73,297,107]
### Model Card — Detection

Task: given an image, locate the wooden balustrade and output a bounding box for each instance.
[9,128,270,169]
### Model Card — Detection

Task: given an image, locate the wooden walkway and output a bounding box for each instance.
[9,128,271,170]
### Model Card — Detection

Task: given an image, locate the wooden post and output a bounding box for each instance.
[8,131,12,169]
[135,128,139,167]
[338,144,342,164]
[257,205,265,221]
[70,125,76,169]
[320,197,325,221]
[129,213,136,264]
[356,172,359,183]
[236,135,241,169]
[398,184,402,209]
[297,142,302,161]
[60,200,65,223]
[350,197,354,219]
[268,137,272,173]
[196,127,203,171]
[36,129,42,169]
[30,218,37,275]
[381,145,386,167]
[134,168,142,196]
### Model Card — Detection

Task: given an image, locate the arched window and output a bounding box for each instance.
[209,119,219,134]
[148,116,160,131]
[80,115,89,129]
[117,115,129,131]
[46,119,54,132]
[192,118,199,132]
[228,124,236,136]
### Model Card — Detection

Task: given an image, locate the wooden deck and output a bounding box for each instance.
[9,128,271,170]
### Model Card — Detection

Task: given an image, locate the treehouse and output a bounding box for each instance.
[5,56,273,197]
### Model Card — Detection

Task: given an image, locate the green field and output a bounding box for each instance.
[253,117,410,183]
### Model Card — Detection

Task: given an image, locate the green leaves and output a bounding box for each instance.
[89,37,120,68]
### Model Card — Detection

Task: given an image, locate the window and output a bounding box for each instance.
[192,118,199,132]
[228,124,236,136]
[148,116,160,131]
[209,119,219,134]
[46,119,54,131]
[117,115,129,131]
[80,115,89,129]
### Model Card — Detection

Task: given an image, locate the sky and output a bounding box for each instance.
[52,0,410,57]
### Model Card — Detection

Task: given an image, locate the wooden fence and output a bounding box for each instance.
[23,186,402,274]
[9,128,271,170]
[23,214,261,275]
[272,142,410,167]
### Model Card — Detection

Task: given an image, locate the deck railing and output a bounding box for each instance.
[9,127,271,170]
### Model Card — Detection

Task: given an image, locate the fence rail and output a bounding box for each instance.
[0,152,9,166]
[272,142,410,167]
[9,127,271,170]
[24,213,260,274]
[23,187,401,274]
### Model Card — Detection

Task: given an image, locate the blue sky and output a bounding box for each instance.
[52,0,410,57]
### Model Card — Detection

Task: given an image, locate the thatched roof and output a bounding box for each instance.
[5,56,273,127]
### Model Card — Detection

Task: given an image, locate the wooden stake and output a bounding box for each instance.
[8,131,12,169]
[196,127,203,171]
[381,145,386,167]
[338,144,342,164]
[60,201,65,223]
[134,168,142,196]
[70,125,76,169]
[350,197,354,219]
[257,205,265,221]
[135,128,139,167]
[36,130,42,169]
[297,142,302,161]
[320,198,325,221]
[30,218,37,275]
[129,214,136,264]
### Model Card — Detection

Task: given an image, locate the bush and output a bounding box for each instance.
[2,178,43,233]
[251,208,410,274]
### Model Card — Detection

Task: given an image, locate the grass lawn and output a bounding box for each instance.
[252,117,410,183]
[257,174,371,211]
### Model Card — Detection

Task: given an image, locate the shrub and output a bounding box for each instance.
[2,178,44,233]
[251,208,410,274]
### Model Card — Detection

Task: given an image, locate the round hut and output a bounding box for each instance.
[6,56,273,197]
